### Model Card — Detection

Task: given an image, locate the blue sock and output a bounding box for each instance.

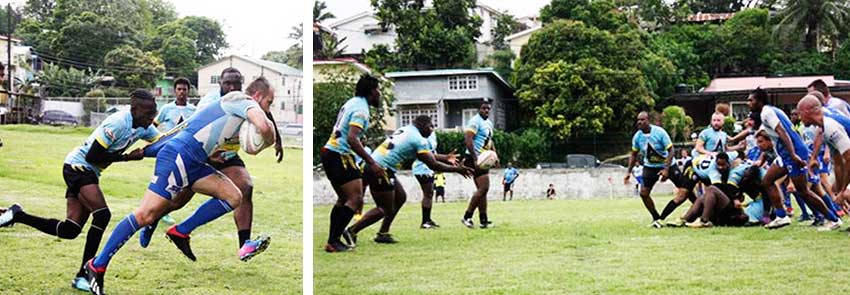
[93,214,140,269]
[795,193,810,218]
[821,195,840,222]
[175,198,233,235]
[782,187,793,209]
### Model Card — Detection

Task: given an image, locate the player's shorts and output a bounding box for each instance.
[818,157,831,175]
[320,148,362,187]
[670,163,709,191]
[775,143,809,177]
[210,154,246,170]
[148,138,217,200]
[415,174,434,186]
[463,154,489,177]
[642,166,664,190]
[364,167,396,192]
[503,181,514,192]
[435,186,445,196]
[62,164,99,199]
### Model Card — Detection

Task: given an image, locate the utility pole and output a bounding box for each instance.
[6,3,11,93]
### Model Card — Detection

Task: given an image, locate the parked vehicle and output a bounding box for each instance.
[280,123,303,137]
[41,110,80,126]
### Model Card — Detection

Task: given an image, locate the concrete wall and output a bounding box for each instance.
[313,167,677,205]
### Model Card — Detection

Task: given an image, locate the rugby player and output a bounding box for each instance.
[749,88,839,229]
[625,111,674,228]
[85,79,276,295]
[462,101,497,229]
[345,116,472,244]
[0,90,159,291]
[321,75,382,252]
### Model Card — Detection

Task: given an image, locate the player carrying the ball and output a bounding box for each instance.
[462,100,497,229]
[84,78,276,295]
[345,116,471,244]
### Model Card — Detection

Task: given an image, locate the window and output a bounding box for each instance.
[399,106,439,128]
[448,75,478,91]
[282,78,286,86]
[210,75,220,84]
[462,108,478,125]
[280,101,285,110]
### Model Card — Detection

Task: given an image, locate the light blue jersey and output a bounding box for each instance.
[155,101,197,132]
[195,90,241,161]
[827,96,850,118]
[172,91,259,157]
[412,133,437,175]
[64,111,160,175]
[504,167,519,183]
[465,114,493,154]
[631,125,672,169]
[728,162,754,188]
[325,96,370,155]
[372,125,431,171]
[692,127,727,158]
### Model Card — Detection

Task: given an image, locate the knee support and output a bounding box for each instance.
[57,219,82,239]
[91,207,112,231]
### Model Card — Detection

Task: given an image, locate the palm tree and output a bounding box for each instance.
[775,0,850,50]
[314,1,336,23]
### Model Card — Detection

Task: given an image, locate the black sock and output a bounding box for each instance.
[463,210,473,220]
[337,206,355,238]
[659,200,681,220]
[78,226,104,277]
[14,212,80,238]
[328,205,343,244]
[238,229,251,248]
[480,213,488,224]
[422,207,431,224]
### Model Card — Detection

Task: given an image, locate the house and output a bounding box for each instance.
[673,75,850,126]
[385,69,517,131]
[198,55,303,124]
[330,3,503,62]
[505,26,541,61]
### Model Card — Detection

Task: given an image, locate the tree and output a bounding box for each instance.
[313,0,336,23]
[262,47,303,70]
[103,45,165,90]
[0,5,23,35]
[317,35,348,60]
[661,105,693,142]
[483,50,514,82]
[540,0,632,31]
[36,62,100,97]
[22,0,55,23]
[775,0,850,50]
[50,11,139,66]
[179,16,228,65]
[516,59,654,139]
[707,8,775,75]
[491,11,523,50]
[366,0,482,71]
[158,34,197,78]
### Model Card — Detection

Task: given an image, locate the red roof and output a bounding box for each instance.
[703,75,843,93]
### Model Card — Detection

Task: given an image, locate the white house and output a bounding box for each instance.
[505,26,541,61]
[330,3,502,62]
[197,55,303,124]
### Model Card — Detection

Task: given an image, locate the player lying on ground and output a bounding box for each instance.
[0,90,159,291]
[343,115,472,245]
[84,80,276,295]
[680,163,762,228]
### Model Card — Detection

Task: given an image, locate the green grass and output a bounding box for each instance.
[0,125,302,294]
[315,193,850,295]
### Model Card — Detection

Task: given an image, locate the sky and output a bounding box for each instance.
[323,0,552,25]
[3,0,306,58]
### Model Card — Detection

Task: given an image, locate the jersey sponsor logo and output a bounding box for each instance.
[646,143,665,164]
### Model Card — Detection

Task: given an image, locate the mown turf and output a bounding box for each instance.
[314,190,850,295]
[0,125,302,294]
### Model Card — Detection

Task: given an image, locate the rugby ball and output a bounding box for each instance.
[239,118,274,155]
[476,150,499,169]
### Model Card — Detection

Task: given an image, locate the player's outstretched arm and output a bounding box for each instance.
[625,150,638,185]
[418,152,472,178]
[434,149,458,165]
[85,140,140,166]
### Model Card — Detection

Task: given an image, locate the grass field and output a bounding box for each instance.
[0,125,302,294]
[314,193,850,295]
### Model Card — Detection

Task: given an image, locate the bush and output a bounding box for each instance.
[434,128,552,168]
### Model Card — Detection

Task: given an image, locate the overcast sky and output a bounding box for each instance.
[322,0,552,25]
[3,0,305,58]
